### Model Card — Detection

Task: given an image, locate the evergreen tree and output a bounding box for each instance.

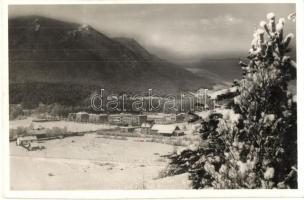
[166,12,297,189]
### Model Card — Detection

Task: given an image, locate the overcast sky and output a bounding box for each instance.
[9,4,296,62]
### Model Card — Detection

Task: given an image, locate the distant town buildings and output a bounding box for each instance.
[89,114,108,123]
[69,112,109,123]
[65,112,187,137]
[108,114,147,126]
[147,113,176,124]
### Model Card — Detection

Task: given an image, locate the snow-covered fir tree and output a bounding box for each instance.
[165,12,297,189]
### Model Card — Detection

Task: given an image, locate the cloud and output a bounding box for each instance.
[9,4,295,62]
[221,14,243,24]
[200,14,243,27]
[199,18,211,25]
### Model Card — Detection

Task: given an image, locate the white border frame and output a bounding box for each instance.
[1,0,304,199]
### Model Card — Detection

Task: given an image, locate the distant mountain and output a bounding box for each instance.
[114,37,156,61]
[112,37,244,89]
[185,58,243,84]
[183,44,296,85]
[9,16,216,106]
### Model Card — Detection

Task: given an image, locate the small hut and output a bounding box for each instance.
[16,135,37,146]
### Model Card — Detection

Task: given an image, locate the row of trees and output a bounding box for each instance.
[9,103,90,119]
[9,82,95,109]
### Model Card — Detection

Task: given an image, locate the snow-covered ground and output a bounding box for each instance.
[10,134,191,190]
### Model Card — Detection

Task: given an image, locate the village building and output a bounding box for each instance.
[140,122,153,134]
[208,86,238,109]
[108,114,147,126]
[108,114,123,125]
[150,124,183,136]
[97,114,108,123]
[89,114,108,123]
[75,112,89,122]
[38,113,60,121]
[89,113,98,122]
[121,114,147,126]
[68,113,108,123]
[147,113,176,124]
[16,135,42,151]
[16,135,37,146]
[120,126,136,133]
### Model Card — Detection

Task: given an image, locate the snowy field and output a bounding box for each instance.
[10,134,191,190]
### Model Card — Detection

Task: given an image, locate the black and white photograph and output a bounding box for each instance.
[1,0,304,198]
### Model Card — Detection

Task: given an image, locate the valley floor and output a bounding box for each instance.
[10,134,191,190]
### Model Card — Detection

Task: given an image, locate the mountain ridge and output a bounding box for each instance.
[9,15,216,107]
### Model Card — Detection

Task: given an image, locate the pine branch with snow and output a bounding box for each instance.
[165,12,297,189]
